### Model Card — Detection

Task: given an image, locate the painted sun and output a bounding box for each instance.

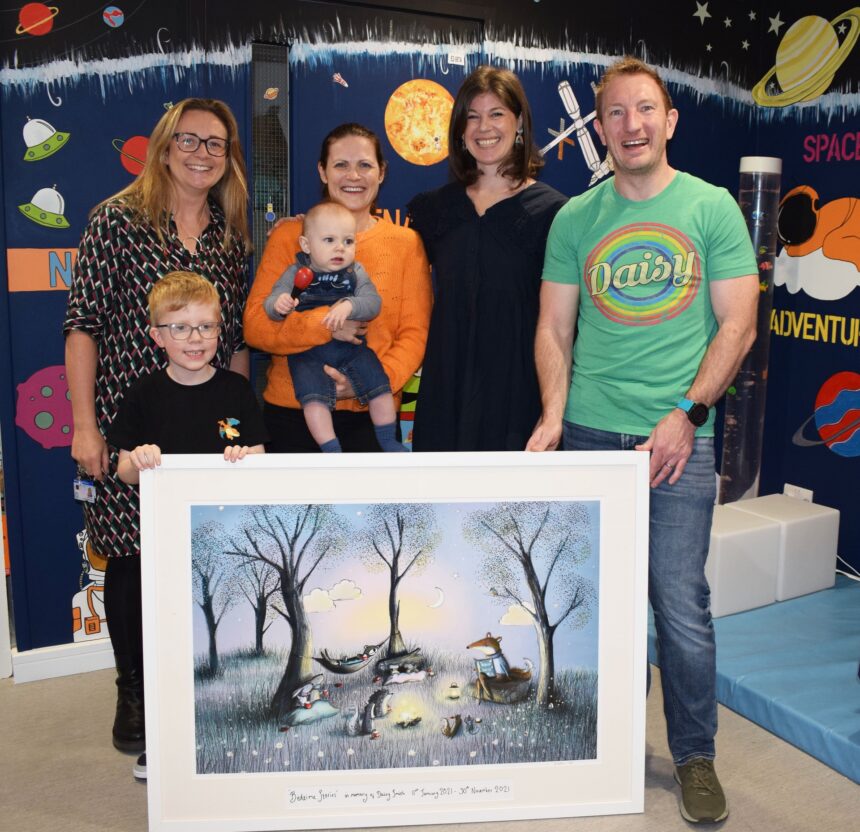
[384,79,453,166]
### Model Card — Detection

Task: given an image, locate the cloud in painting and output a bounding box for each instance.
[328,579,362,601]
[304,580,363,612]
[774,248,860,301]
[500,602,536,626]
[303,588,335,613]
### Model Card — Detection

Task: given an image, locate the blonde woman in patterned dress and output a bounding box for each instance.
[63,99,251,766]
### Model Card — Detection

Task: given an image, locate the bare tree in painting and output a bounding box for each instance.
[233,557,280,655]
[225,504,350,717]
[358,504,440,658]
[462,502,596,706]
[191,521,238,677]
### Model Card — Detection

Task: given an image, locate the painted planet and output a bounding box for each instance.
[103,5,124,28]
[752,10,860,107]
[112,135,148,175]
[792,371,860,457]
[16,3,59,36]
[15,365,73,449]
[385,79,453,166]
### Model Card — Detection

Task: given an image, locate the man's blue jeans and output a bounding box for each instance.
[563,421,717,765]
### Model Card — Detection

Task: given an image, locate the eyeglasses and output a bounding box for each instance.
[155,322,222,340]
[172,132,230,157]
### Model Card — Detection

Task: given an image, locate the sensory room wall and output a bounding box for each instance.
[0,1,856,665]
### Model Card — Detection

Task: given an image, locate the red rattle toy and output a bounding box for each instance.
[292,267,314,299]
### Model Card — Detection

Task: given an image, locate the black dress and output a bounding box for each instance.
[407,181,568,451]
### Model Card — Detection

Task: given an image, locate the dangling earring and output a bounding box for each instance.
[460,135,466,150]
[515,127,524,147]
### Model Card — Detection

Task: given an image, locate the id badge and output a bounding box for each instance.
[73,478,96,504]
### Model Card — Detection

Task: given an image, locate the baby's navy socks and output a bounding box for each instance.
[374,422,407,452]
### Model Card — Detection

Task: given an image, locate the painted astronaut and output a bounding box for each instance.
[71,530,109,642]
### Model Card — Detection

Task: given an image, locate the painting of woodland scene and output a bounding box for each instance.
[190,500,600,774]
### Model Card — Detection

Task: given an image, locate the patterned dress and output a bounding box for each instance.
[63,198,248,558]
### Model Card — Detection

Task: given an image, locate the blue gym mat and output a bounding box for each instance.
[648,575,860,783]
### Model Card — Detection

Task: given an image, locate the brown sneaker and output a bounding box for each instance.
[673,758,728,823]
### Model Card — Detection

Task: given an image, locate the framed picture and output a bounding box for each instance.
[140,451,649,831]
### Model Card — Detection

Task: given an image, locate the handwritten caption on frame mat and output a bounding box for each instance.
[288,781,514,809]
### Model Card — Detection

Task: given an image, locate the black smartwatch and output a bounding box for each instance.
[677,397,709,427]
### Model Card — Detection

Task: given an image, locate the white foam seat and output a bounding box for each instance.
[706,505,780,618]
[728,494,839,601]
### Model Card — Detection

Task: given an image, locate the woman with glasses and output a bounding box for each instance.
[63,99,251,774]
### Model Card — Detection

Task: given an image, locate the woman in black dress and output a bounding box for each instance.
[407,66,567,451]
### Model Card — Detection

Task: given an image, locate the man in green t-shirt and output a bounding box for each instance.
[528,57,758,824]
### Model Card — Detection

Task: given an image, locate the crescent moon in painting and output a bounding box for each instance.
[428,586,445,609]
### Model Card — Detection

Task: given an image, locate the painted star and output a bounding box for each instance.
[693,2,711,26]
[742,40,750,50]
[769,13,784,35]
[706,43,713,52]
[749,10,756,21]
[724,17,732,28]
[839,22,848,34]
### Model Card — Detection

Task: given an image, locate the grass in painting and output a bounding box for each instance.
[194,648,597,774]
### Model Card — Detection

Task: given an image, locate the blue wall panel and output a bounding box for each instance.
[1,1,857,653]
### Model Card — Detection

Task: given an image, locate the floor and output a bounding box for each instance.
[1,665,857,832]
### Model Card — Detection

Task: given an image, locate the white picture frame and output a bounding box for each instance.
[140,451,649,831]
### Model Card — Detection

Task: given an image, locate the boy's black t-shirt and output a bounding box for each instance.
[107,368,269,453]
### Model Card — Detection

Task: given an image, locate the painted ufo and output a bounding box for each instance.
[22,117,70,161]
[18,185,70,228]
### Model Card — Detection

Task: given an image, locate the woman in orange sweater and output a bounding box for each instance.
[244,123,432,451]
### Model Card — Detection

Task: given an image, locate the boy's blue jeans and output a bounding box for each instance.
[563,421,718,765]
[288,340,391,409]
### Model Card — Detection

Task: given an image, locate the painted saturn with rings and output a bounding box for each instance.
[752,9,860,107]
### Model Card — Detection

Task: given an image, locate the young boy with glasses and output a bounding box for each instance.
[109,271,267,481]
[106,271,267,781]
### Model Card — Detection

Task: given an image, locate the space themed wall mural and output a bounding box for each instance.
[0,0,857,653]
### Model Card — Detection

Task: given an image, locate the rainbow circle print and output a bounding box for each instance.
[584,222,701,326]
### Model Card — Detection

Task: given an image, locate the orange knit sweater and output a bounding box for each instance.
[244,217,432,411]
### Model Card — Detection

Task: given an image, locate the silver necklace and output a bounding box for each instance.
[174,211,208,252]
[177,231,201,249]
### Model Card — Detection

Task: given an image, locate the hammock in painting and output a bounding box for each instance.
[313,639,386,675]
